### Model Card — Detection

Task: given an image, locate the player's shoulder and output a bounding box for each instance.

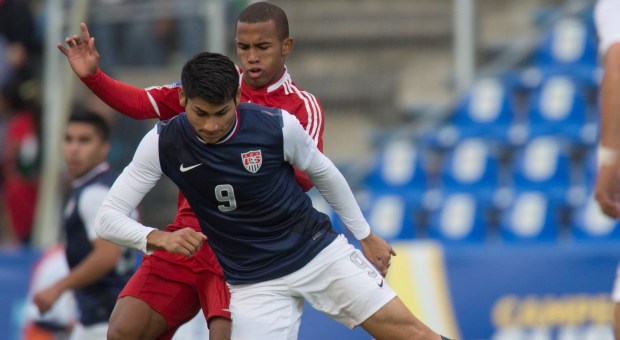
[239,102,282,116]
[156,113,184,133]
[144,81,182,92]
[280,78,323,112]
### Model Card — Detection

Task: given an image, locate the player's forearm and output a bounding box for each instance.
[95,176,157,254]
[96,201,156,254]
[55,244,120,291]
[600,45,620,150]
[598,45,620,168]
[81,68,158,119]
[307,154,371,240]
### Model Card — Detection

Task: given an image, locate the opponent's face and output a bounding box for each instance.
[236,20,292,89]
[63,122,109,178]
[180,88,241,143]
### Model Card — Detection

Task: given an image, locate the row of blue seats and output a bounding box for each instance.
[328,9,613,244]
[364,137,595,201]
[421,12,601,149]
[421,73,599,149]
[309,184,617,244]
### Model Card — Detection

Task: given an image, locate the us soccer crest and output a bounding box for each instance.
[241,150,262,173]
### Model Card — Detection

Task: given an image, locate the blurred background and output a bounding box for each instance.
[0,0,616,339]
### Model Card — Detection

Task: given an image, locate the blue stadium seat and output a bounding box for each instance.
[499,190,560,242]
[571,196,620,241]
[426,192,487,243]
[523,76,596,145]
[501,14,600,101]
[433,78,525,147]
[439,138,503,203]
[365,193,416,241]
[362,139,428,195]
[534,16,597,70]
[510,136,572,202]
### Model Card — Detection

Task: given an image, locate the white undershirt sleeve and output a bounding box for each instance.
[282,111,371,240]
[95,126,162,253]
[79,184,111,241]
[595,0,620,56]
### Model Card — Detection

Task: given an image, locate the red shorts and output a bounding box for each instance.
[119,251,230,338]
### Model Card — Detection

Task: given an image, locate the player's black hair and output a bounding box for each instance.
[237,1,289,40]
[181,52,239,105]
[68,110,110,141]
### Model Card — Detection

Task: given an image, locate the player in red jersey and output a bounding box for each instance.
[58,2,324,339]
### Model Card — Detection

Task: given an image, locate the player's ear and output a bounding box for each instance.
[282,37,293,56]
[101,141,111,158]
[235,86,241,104]
[178,87,186,107]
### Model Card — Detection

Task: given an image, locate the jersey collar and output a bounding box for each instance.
[241,66,290,94]
[72,162,110,188]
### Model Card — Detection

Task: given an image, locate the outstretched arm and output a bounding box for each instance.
[58,22,184,120]
[594,0,620,218]
[95,127,206,255]
[595,44,620,218]
[282,111,395,276]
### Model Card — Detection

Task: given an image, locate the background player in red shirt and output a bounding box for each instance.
[58,2,325,339]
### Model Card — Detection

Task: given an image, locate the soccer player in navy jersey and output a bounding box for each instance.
[59,3,324,339]
[34,111,136,340]
[95,52,447,340]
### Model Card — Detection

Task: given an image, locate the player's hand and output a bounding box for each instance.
[594,165,620,218]
[57,22,100,78]
[33,284,63,315]
[359,232,396,277]
[148,228,207,257]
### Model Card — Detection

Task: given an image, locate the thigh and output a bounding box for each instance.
[228,280,303,340]
[296,237,396,329]
[111,256,201,338]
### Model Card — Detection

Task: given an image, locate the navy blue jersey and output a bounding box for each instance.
[64,166,135,326]
[158,103,338,284]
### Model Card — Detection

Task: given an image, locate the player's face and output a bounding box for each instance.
[235,20,292,89]
[181,89,241,143]
[63,122,109,178]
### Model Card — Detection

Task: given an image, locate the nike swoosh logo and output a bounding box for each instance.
[377,279,384,288]
[180,163,203,172]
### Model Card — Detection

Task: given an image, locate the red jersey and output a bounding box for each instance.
[81,67,325,274]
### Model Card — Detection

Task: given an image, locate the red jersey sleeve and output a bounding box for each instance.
[80,68,184,120]
[288,90,325,192]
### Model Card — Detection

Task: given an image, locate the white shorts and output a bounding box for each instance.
[69,322,108,340]
[228,235,397,340]
[595,0,620,56]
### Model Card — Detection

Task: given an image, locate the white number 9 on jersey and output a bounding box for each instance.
[215,184,237,212]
